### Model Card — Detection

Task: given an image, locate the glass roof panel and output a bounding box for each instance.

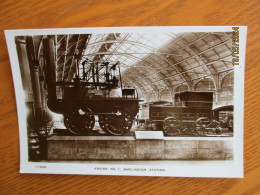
[82,32,175,72]
[77,32,234,96]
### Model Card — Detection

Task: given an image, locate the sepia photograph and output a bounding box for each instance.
[5,26,246,177]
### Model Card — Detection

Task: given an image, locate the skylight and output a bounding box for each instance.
[81,32,177,73]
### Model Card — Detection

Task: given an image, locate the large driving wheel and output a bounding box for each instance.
[64,107,95,135]
[163,117,181,136]
[98,114,110,133]
[105,106,133,135]
[195,117,211,136]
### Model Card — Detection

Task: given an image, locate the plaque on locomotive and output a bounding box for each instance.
[5,26,246,178]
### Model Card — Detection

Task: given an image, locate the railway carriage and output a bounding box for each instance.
[149,91,233,136]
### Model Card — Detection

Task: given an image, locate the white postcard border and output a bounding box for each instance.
[5,26,247,178]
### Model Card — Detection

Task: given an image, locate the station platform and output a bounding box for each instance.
[47,132,233,161]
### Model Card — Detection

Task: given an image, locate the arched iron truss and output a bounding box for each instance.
[82,38,174,91]
[51,32,234,102]
[131,37,232,93]
[81,36,196,94]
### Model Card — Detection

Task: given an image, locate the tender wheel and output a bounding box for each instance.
[105,106,133,135]
[195,117,210,136]
[64,107,95,135]
[163,117,180,136]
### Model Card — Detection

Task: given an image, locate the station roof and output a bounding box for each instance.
[54,32,233,97]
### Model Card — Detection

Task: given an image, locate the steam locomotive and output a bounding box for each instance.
[43,38,140,136]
